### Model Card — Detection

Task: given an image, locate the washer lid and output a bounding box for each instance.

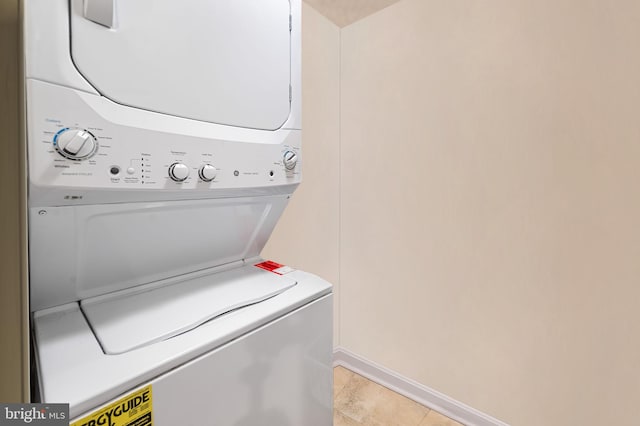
[81,266,297,355]
[69,0,291,130]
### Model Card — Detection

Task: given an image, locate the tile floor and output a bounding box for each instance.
[333,366,464,426]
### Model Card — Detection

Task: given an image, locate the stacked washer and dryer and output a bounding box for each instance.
[25,0,333,424]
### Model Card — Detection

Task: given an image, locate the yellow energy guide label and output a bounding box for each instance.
[71,385,152,426]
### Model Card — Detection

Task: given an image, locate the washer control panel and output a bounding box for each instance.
[27,80,302,203]
[30,117,300,196]
[30,119,300,191]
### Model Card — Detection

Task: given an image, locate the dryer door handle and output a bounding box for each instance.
[84,0,117,29]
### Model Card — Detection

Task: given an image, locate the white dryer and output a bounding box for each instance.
[25,1,333,425]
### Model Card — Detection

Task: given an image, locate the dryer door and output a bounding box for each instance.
[69,0,291,131]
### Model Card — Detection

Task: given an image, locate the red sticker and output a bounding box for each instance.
[255,260,294,275]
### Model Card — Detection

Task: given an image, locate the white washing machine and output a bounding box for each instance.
[25,1,333,425]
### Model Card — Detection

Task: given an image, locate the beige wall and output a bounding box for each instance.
[339,1,640,425]
[0,0,29,403]
[262,4,341,343]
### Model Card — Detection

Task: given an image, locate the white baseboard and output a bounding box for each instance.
[333,347,510,426]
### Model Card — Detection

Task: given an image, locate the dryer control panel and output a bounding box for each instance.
[27,80,301,205]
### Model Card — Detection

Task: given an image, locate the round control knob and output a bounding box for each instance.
[198,164,217,182]
[168,162,190,182]
[283,150,298,170]
[53,128,98,160]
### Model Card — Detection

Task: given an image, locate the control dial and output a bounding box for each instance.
[168,162,190,182]
[283,150,298,170]
[54,128,98,160]
[199,164,217,182]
